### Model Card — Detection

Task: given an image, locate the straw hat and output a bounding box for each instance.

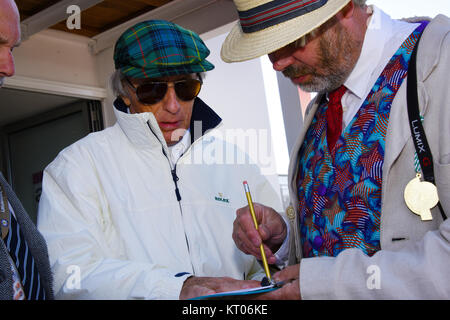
[221,0,351,62]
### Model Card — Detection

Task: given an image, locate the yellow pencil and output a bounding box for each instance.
[243,181,272,283]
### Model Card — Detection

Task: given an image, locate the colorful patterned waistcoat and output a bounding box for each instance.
[296,23,427,258]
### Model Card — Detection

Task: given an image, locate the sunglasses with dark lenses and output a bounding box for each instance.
[125,77,202,105]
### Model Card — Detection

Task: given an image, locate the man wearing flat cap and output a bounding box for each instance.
[37,20,281,299]
[225,0,450,299]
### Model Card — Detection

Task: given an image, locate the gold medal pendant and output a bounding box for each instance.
[404,173,439,221]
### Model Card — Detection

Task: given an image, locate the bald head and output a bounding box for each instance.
[0,0,21,87]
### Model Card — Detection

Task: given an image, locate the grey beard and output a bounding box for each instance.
[283,65,349,93]
[300,71,349,93]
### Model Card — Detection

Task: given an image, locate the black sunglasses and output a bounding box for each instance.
[125,77,202,105]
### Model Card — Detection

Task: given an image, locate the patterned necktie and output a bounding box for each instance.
[326,85,347,150]
[5,208,47,300]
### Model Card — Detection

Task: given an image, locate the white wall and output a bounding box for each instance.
[199,24,284,202]
[13,29,100,87]
[94,46,116,127]
[201,27,277,175]
[367,0,450,18]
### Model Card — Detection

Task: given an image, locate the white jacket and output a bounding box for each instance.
[37,98,282,300]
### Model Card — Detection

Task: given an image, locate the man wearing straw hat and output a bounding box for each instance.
[226,0,450,299]
[37,20,282,299]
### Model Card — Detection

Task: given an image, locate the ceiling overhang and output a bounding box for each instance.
[17,0,238,55]
[88,0,238,55]
[20,0,104,41]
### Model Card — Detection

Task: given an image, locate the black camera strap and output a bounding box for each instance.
[407,30,447,221]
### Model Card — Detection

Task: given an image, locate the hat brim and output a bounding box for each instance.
[221,0,350,63]
[121,60,215,79]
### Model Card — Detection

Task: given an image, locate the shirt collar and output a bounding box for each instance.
[344,5,392,99]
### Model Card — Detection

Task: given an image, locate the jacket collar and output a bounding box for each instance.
[188,97,222,144]
[113,97,222,149]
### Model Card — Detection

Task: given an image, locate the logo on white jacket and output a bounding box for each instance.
[215,193,230,203]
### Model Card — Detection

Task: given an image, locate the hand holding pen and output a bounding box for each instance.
[236,182,288,267]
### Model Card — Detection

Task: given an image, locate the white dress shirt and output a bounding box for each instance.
[341,5,419,128]
[275,6,420,266]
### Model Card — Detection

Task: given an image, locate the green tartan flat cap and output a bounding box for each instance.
[114,20,215,79]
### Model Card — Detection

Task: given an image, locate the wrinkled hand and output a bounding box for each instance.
[233,203,287,264]
[179,276,260,300]
[251,264,301,300]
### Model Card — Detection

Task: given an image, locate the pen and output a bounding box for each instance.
[243,181,272,283]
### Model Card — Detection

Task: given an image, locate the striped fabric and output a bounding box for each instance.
[238,0,328,33]
[5,209,46,300]
[114,20,214,79]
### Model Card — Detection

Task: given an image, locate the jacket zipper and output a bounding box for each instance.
[170,165,182,202]
[146,122,182,202]
[146,122,194,272]
[161,145,182,202]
